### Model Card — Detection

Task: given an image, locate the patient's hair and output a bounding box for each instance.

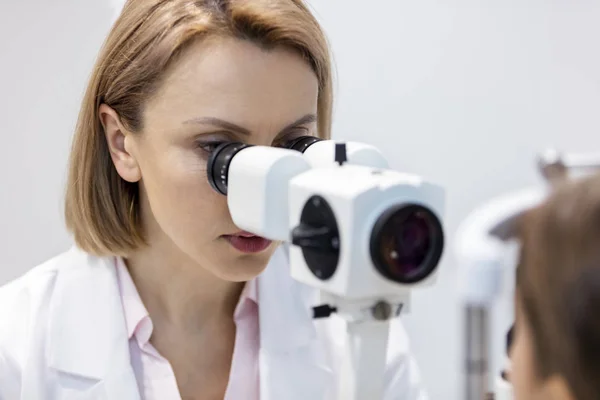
[516,172,600,400]
[64,0,333,256]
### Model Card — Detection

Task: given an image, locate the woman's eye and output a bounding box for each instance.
[197,141,226,154]
[277,138,293,148]
[277,135,309,148]
[196,133,312,154]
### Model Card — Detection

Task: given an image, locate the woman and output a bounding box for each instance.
[0,1,426,399]
[510,172,600,400]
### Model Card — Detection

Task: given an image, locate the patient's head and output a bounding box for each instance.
[511,173,600,400]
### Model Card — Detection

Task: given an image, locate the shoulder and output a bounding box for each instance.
[0,247,83,315]
[0,247,129,397]
[0,250,67,328]
[0,248,86,369]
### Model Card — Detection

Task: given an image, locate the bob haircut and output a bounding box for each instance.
[64,0,333,256]
[516,172,600,400]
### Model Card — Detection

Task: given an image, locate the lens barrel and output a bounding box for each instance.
[370,204,444,284]
[285,136,322,153]
[206,142,252,195]
[207,137,319,195]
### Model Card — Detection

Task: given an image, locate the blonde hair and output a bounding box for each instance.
[65,0,333,256]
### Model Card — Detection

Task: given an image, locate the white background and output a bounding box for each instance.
[1,1,598,399]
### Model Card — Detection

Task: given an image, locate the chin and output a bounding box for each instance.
[219,257,271,282]
[218,245,277,280]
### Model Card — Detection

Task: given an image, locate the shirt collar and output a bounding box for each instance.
[234,276,259,319]
[115,257,151,343]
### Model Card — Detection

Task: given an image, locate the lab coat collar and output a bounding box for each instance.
[46,245,332,399]
[47,246,140,398]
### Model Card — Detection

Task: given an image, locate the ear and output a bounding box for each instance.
[99,104,141,183]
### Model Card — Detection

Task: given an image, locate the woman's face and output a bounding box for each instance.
[113,36,319,281]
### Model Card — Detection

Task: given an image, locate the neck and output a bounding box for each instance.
[125,240,245,334]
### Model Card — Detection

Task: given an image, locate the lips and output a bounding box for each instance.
[223,231,272,253]
[235,231,256,238]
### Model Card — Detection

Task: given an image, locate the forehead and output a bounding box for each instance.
[145,36,319,131]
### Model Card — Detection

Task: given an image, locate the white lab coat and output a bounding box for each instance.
[0,246,426,400]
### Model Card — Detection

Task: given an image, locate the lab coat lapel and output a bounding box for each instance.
[257,246,333,400]
[45,247,140,400]
[44,246,333,399]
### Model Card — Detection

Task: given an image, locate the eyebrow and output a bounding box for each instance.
[183,114,317,136]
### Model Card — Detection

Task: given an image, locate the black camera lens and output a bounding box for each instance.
[285,136,322,153]
[206,142,252,195]
[370,204,444,284]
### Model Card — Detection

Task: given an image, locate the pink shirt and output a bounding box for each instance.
[115,257,260,400]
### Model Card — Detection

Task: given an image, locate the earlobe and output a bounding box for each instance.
[98,104,142,183]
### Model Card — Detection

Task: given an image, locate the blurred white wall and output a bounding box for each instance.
[0,2,117,282]
[1,1,599,399]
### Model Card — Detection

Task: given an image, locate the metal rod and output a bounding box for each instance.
[465,305,490,400]
[338,319,390,400]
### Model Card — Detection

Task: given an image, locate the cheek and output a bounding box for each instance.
[139,144,230,235]
[510,329,540,400]
[510,341,527,399]
[142,143,209,198]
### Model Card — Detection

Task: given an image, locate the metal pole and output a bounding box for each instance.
[465,305,490,400]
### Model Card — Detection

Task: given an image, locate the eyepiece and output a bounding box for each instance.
[286,136,322,153]
[207,142,252,195]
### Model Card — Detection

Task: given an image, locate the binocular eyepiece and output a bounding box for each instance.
[207,136,322,196]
